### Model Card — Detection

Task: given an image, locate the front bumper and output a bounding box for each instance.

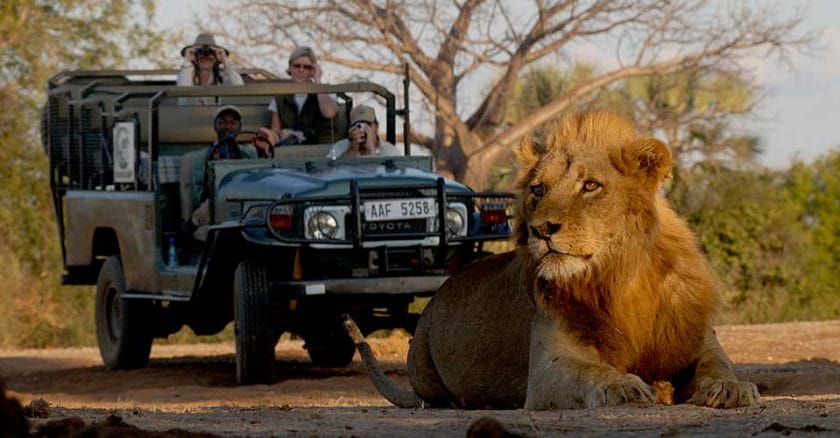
[229,177,515,248]
[274,275,449,296]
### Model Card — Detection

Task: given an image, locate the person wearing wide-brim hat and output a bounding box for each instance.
[176,33,243,105]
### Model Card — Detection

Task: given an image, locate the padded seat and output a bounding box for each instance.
[179,148,209,222]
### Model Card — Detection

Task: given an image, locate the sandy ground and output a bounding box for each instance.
[1,320,839,437]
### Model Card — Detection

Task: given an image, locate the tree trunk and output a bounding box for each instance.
[434,119,467,181]
[462,136,509,191]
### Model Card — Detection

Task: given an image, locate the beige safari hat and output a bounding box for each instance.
[181,33,230,57]
[214,105,242,122]
[349,105,377,125]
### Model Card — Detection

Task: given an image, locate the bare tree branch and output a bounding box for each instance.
[206,0,811,188]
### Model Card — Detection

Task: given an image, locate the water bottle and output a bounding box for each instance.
[167,234,178,268]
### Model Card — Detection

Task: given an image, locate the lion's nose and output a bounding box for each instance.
[530,222,561,240]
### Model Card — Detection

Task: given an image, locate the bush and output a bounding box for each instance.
[670,166,839,323]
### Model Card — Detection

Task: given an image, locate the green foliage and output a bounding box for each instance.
[0,0,166,348]
[784,151,840,298]
[501,65,760,188]
[670,165,840,323]
[624,69,752,117]
[506,63,598,125]
[492,63,599,189]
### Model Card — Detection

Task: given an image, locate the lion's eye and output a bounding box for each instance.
[530,184,546,198]
[582,180,601,193]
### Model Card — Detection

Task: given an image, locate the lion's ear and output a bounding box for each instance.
[616,138,673,187]
[515,135,542,171]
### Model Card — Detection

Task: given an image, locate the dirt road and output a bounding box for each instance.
[2,320,839,436]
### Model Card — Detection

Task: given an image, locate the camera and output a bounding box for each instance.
[194,46,215,57]
[351,121,369,130]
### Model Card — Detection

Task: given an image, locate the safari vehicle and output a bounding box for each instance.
[42,69,515,384]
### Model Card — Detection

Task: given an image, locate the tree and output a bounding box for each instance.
[490,63,599,188]
[1,0,165,264]
[603,69,764,201]
[784,151,840,305]
[674,168,833,323]
[499,63,762,192]
[607,70,760,166]
[506,64,599,126]
[207,0,808,188]
[0,0,166,347]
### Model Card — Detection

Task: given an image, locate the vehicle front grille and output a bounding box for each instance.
[360,218,427,237]
[346,215,428,239]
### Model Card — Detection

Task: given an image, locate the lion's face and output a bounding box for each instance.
[515,111,672,281]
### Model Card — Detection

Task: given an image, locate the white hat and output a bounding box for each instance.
[214,105,241,122]
[350,105,377,125]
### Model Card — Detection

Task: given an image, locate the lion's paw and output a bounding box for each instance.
[588,374,655,407]
[688,380,760,408]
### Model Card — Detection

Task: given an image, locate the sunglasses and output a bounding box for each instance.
[292,63,314,70]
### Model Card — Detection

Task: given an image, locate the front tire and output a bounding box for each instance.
[95,256,153,370]
[234,260,275,384]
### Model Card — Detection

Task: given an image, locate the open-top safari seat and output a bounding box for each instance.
[178,148,208,222]
[148,101,273,223]
[168,102,347,223]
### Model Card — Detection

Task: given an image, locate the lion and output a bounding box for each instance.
[344,110,760,410]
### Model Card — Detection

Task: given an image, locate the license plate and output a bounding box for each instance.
[363,198,436,222]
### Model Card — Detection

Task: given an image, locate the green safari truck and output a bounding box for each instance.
[43,69,515,384]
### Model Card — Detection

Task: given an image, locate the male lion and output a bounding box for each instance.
[345,110,759,410]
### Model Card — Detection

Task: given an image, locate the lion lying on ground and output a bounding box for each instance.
[344,110,759,410]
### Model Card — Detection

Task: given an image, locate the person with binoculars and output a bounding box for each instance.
[177,33,244,105]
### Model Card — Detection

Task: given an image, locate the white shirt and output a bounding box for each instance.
[175,62,244,105]
[327,139,402,159]
[268,93,337,113]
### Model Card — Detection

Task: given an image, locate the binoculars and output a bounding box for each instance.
[194,46,216,57]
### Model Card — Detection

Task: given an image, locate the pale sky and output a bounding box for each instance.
[155,1,840,169]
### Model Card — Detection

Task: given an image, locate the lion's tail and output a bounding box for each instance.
[341,314,422,408]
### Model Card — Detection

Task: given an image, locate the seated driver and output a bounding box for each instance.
[190,105,272,241]
[326,105,401,158]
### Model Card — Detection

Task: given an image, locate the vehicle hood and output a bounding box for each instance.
[216,161,471,202]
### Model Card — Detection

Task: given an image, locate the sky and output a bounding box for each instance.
[155,1,840,169]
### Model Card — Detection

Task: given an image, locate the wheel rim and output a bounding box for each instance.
[106,285,123,342]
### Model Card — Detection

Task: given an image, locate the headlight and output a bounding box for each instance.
[445,207,466,236]
[307,211,339,239]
